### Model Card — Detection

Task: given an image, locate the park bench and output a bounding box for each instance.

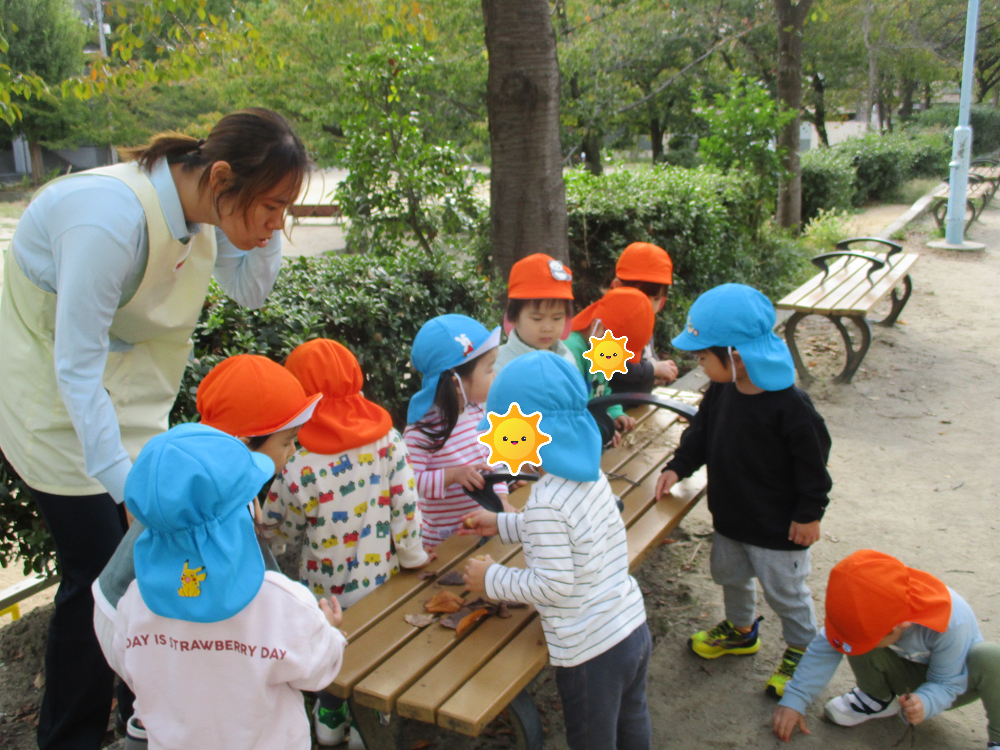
[971,157,1000,193]
[777,237,918,385]
[289,171,343,227]
[0,572,59,622]
[326,383,708,750]
[929,173,995,233]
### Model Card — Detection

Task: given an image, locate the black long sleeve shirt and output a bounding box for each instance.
[664,382,832,551]
[609,359,656,394]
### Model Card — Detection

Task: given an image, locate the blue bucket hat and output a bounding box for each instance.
[126,423,275,623]
[478,351,601,482]
[407,314,501,424]
[671,283,795,391]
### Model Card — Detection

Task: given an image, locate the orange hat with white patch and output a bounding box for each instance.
[616,242,673,286]
[571,287,654,364]
[825,550,952,657]
[507,253,574,300]
[196,354,321,437]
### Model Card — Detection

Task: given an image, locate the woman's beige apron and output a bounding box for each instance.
[0,163,217,495]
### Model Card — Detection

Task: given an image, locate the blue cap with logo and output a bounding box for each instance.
[407,314,501,424]
[478,350,602,482]
[671,283,796,391]
[126,423,276,623]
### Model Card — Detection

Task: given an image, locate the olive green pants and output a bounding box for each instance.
[848,642,1000,742]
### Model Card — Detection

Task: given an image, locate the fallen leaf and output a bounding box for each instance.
[32,671,44,690]
[496,602,511,619]
[417,569,438,580]
[456,608,491,637]
[424,590,464,614]
[404,614,437,628]
[436,570,465,586]
[440,607,474,629]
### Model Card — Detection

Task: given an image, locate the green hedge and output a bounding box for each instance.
[800,148,855,223]
[565,166,812,348]
[915,104,1000,157]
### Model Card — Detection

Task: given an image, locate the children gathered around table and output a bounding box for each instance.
[83,240,1000,750]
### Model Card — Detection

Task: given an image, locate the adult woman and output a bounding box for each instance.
[0,107,308,749]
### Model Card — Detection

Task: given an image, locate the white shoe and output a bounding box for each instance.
[313,700,347,746]
[824,687,900,726]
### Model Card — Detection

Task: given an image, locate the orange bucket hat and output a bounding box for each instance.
[571,287,654,364]
[507,253,574,300]
[284,339,393,455]
[825,550,952,656]
[197,354,322,437]
[616,242,673,286]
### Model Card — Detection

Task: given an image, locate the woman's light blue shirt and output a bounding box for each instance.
[10,158,283,502]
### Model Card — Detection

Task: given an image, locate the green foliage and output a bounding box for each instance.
[564,165,812,351]
[801,208,850,252]
[799,147,855,222]
[0,451,54,576]
[915,104,1000,157]
[335,44,487,257]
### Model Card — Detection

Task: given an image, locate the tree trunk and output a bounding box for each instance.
[774,0,812,231]
[812,71,829,148]
[582,131,603,176]
[899,77,916,119]
[993,85,999,107]
[650,116,664,163]
[29,140,45,186]
[923,83,932,111]
[482,0,569,279]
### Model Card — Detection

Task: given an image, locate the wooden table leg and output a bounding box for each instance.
[507,689,544,750]
[349,699,402,750]
[829,315,871,385]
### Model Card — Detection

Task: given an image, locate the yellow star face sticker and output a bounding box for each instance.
[582,330,633,379]
[478,402,552,474]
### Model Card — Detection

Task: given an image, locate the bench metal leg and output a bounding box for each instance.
[872,274,912,327]
[829,315,871,384]
[348,699,402,750]
[506,689,544,750]
[784,312,814,387]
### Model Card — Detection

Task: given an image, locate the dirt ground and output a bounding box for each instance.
[2,205,999,749]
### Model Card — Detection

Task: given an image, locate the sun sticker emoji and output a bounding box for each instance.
[582,330,633,379]
[478,403,552,474]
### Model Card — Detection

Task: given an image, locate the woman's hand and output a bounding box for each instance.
[444,463,490,491]
[772,706,810,742]
[320,596,343,628]
[458,509,499,537]
[655,470,679,499]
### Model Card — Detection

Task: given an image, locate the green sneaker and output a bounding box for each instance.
[689,616,762,659]
[765,646,806,698]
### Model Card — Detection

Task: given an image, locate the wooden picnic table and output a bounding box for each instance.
[326,383,708,749]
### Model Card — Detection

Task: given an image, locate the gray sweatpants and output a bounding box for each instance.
[710,532,818,649]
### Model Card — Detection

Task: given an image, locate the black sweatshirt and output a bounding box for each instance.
[664,382,832,551]
[609,359,656,393]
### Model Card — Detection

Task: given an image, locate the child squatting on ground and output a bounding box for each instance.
[92,354,322,747]
[263,338,430,746]
[404,314,511,547]
[94,424,346,750]
[461,351,652,750]
[655,283,833,698]
[774,550,1000,750]
[609,241,679,390]
[494,253,578,373]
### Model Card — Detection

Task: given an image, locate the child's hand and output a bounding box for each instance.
[319,596,343,628]
[463,555,495,593]
[614,415,637,433]
[409,551,438,570]
[788,520,821,547]
[611,430,622,448]
[654,359,679,384]
[655,470,679,499]
[772,706,810,742]
[900,693,925,725]
[500,498,519,513]
[458,509,499,537]
[444,463,490,491]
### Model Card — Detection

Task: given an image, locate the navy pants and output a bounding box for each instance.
[33,490,134,750]
[555,622,653,750]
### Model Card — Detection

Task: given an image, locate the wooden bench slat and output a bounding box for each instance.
[626,468,707,570]
[778,256,876,312]
[819,253,918,316]
[436,618,549,737]
[0,573,59,611]
[776,255,851,308]
[829,254,919,316]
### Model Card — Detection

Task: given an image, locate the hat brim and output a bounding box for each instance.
[269,393,323,434]
[671,329,710,351]
[734,332,796,391]
[824,618,880,656]
[465,326,501,362]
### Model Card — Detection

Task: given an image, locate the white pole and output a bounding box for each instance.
[944,0,981,245]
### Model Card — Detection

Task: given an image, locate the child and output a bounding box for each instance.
[461,351,651,750]
[92,354,321,746]
[774,550,1000,750]
[263,338,429,746]
[654,283,832,698]
[95,423,346,750]
[609,242,679,389]
[566,286,655,437]
[494,253,577,372]
[403,314,510,546]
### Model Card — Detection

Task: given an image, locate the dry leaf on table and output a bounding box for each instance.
[424,589,464,613]
[404,614,437,628]
[436,570,466,586]
[455,608,491,637]
[417,569,438,580]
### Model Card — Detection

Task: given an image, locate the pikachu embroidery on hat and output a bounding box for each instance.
[178,561,207,597]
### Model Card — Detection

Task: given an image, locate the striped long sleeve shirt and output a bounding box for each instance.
[485,472,646,668]
[403,404,508,546]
